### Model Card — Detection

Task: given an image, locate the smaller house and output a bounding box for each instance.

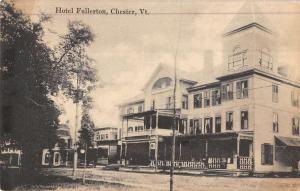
[94,127,119,165]
[0,141,21,166]
[41,124,73,167]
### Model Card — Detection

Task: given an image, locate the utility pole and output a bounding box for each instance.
[170,60,177,191]
[170,2,182,190]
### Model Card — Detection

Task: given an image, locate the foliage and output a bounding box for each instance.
[79,113,95,148]
[0,1,96,174]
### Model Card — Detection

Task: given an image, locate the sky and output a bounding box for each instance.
[14,0,300,139]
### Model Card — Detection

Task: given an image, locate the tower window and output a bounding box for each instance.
[258,48,273,70]
[228,47,247,70]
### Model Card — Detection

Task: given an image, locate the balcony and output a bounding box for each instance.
[125,129,176,137]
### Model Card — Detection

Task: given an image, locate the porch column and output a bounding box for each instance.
[164,142,167,161]
[237,136,240,156]
[205,140,208,158]
[179,140,182,160]
[126,118,129,137]
[236,135,240,169]
[155,136,158,172]
[120,143,123,164]
[121,117,124,139]
[120,118,124,164]
[125,143,127,166]
[156,111,159,130]
[150,114,152,134]
[17,153,21,166]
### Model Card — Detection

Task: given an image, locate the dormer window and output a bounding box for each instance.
[258,48,273,70]
[152,77,172,90]
[228,46,248,70]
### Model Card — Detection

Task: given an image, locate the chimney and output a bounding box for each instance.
[203,50,214,80]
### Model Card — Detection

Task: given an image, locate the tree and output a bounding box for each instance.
[0,1,96,177]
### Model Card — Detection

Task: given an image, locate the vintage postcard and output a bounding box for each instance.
[1,0,300,190]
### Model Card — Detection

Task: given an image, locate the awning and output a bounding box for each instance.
[275,136,300,147]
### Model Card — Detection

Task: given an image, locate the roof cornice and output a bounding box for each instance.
[223,22,272,37]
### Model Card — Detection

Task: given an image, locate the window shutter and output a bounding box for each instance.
[236,81,241,99]
[261,144,265,165]
[270,145,273,165]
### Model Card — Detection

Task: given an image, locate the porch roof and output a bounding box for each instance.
[122,109,181,119]
[176,132,238,141]
[275,136,300,148]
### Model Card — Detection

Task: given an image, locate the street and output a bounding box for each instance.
[41,167,300,191]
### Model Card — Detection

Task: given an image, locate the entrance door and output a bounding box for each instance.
[240,140,252,157]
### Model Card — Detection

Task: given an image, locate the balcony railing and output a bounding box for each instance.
[126,129,175,137]
[237,156,253,170]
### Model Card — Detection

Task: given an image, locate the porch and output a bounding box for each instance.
[120,131,254,171]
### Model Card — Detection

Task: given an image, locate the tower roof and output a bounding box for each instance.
[224,1,273,36]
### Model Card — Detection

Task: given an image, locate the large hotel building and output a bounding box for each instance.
[118,3,300,174]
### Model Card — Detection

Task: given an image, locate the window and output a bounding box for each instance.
[179,119,188,134]
[151,100,155,110]
[152,77,172,90]
[54,153,60,164]
[291,91,299,107]
[258,48,273,70]
[228,47,248,70]
[273,113,278,133]
[128,127,134,132]
[189,119,193,134]
[96,133,100,141]
[45,152,51,164]
[226,112,233,130]
[292,117,299,135]
[193,119,202,135]
[221,83,233,101]
[127,107,134,114]
[138,105,143,112]
[236,80,248,99]
[211,89,221,106]
[194,93,202,108]
[204,117,213,133]
[182,95,188,110]
[261,143,273,165]
[136,126,144,131]
[241,110,248,129]
[203,91,210,107]
[166,97,172,109]
[215,116,221,133]
[272,84,278,103]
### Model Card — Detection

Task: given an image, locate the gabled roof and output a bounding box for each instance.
[118,94,145,106]
[142,63,199,90]
[223,1,273,36]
